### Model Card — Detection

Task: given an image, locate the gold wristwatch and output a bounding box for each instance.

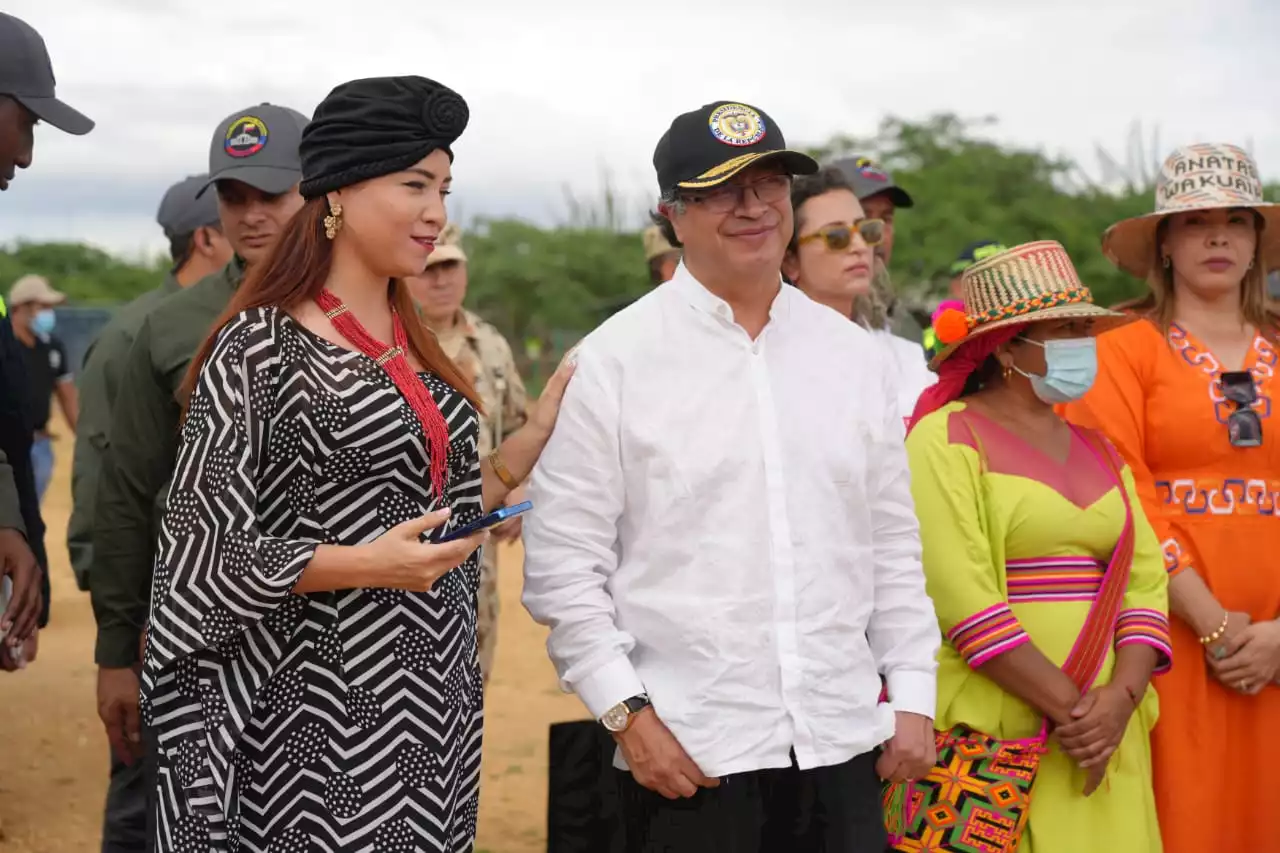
[600,694,651,733]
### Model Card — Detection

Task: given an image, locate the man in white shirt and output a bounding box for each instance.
[523,100,941,853]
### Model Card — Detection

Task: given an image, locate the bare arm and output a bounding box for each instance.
[479,353,575,512]
[55,380,79,432]
[979,644,1082,727]
[1169,568,1233,641]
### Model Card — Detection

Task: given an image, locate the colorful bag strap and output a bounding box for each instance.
[1060,425,1134,692]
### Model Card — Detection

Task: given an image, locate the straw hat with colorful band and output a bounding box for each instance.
[928,240,1130,370]
[1103,142,1280,279]
[653,100,817,195]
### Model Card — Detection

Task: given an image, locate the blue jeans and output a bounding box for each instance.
[30,435,53,503]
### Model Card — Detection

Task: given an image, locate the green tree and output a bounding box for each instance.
[806,114,1155,308]
[0,241,166,305]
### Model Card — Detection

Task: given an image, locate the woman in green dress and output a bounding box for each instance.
[896,241,1169,852]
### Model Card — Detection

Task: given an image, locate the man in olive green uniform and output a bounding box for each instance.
[405,223,528,685]
[91,104,308,810]
[70,172,232,853]
[0,11,94,670]
[69,173,231,592]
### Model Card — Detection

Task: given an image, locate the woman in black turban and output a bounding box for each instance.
[140,76,574,852]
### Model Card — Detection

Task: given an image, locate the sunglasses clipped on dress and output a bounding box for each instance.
[1219,371,1263,448]
[796,218,885,252]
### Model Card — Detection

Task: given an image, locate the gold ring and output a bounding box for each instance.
[1239,681,1250,692]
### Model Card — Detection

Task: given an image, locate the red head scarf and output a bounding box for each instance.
[905,324,1027,435]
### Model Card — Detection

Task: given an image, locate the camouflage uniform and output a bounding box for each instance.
[435,309,528,684]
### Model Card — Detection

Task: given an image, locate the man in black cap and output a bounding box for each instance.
[92,104,307,787]
[69,172,231,852]
[524,101,940,852]
[0,11,93,670]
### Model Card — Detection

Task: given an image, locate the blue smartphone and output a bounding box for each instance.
[438,500,533,542]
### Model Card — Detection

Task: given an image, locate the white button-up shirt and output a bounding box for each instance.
[522,264,940,779]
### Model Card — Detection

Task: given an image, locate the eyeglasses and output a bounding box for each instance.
[797,219,886,252]
[682,174,791,214]
[1220,371,1263,448]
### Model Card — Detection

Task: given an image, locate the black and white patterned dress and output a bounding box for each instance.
[140,307,484,853]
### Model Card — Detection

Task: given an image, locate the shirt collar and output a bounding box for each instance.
[668,261,792,325]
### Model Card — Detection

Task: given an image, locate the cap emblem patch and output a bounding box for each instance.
[224,116,269,158]
[709,104,765,147]
[854,157,889,182]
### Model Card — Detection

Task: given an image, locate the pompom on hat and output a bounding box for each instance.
[299,76,469,199]
[1103,143,1280,279]
[927,240,1131,370]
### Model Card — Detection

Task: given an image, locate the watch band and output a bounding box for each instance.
[487,448,520,490]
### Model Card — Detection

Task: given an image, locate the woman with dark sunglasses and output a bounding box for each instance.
[1063,143,1280,853]
[782,167,934,421]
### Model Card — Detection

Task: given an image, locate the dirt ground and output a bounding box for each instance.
[0,414,587,853]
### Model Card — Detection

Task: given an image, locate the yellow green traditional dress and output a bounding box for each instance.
[906,402,1170,853]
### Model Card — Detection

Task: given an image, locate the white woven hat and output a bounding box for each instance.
[1103,143,1280,278]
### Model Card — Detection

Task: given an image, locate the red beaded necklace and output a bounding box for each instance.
[314,288,450,498]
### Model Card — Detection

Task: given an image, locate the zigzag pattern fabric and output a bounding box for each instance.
[140,307,484,853]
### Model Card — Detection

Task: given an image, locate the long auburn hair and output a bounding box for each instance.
[1113,214,1279,342]
[181,196,481,412]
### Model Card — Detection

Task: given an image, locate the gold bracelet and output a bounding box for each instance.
[1198,612,1229,646]
[488,448,520,490]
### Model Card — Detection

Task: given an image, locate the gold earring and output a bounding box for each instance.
[324,200,343,240]
[1002,364,1013,380]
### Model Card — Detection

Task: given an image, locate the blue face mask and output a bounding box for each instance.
[30,309,56,339]
[1014,337,1098,404]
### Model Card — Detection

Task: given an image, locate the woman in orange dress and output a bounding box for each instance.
[1064,142,1280,852]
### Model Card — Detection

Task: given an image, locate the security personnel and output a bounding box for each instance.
[642,223,681,285]
[405,223,529,686]
[0,11,93,669]
[92,104,308,783]
[69,172,231,852]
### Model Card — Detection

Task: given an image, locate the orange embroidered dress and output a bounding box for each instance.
[1065,318,1280,853]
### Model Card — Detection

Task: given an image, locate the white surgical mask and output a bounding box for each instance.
[1013,337,1098,404]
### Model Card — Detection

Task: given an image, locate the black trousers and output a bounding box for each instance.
[101,746,150,853]
[615,751,887,853]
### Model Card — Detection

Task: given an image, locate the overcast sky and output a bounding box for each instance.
[2,0,1276,260]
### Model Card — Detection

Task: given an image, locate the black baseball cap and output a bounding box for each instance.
[0,13,93,135]
[654,100,817,195]
[830,156,914,208]
[197,103,311,197]
[157,174,221,240]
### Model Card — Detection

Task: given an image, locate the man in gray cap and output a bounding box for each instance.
[68,170,231,853]
[0,11,93,192]
[92,104,307,799]
[0,11,93,671]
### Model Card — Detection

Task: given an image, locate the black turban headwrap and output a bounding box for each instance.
[298,76,469,199]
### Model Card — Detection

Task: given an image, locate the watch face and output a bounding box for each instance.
[601,703,630,732]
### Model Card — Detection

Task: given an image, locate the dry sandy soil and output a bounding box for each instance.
[0,415,587,853]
